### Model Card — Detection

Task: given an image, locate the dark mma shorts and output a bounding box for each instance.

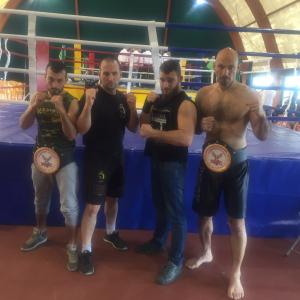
[84,150,124,205]
[193,148,249,219]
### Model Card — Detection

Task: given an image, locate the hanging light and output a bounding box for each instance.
[196,0,207,5]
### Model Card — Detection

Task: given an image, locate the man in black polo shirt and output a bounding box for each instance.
[138,60,197,285]
[77,55,138,275]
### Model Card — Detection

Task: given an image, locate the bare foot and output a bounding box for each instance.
[185,252,213,269]
[227,275,244,300]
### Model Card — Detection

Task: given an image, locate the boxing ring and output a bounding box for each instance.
[1,101,300,238]
[0,9,300,238]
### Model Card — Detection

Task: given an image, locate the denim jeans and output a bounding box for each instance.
[151,158,187,266]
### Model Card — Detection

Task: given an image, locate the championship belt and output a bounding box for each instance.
[34,147,60,174]
[203,143,231,173]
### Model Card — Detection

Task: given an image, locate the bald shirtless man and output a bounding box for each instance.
[186,48,269,299]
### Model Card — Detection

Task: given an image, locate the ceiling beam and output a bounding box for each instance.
[207,0,245,53]
[245,0,300,27]
[245,0,283,69]
[0,0,23,32]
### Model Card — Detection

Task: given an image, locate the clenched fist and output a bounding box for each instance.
[126,93,136,110]
[85,88,97,108]
[30,92,47,109]
[140,123,155,138]
[51,94,66,114]
[147,91,159,103]
[201,116,216,132]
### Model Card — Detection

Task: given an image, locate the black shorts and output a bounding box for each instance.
[192,160,249,219]
[84,150,124,205]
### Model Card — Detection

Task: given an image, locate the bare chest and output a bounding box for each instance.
[200,93,248,122]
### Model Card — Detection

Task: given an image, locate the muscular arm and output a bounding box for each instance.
[77,100,92,134]
[248,91,270,141]
[19,93,44,129]
[140,111,150,125]
[19,104,36,129]
[141,100,197,147]
[140,92,158,125]
[195,89,205,134]
[127,109,138,132]
[125,92,138,132]
[76,89,96,134]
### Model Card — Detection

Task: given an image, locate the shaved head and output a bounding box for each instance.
[214,47,239,89]
[216,47,239,65]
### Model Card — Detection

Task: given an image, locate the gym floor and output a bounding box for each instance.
[0,225,299,300]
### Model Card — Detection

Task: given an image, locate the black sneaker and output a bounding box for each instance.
[103,231,128,251]
[79,250,94,275]
[135,239,164,255]
[156,261,183,285]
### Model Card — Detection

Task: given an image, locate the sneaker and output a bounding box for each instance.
[156,261,183,285]
[20,227,48,251]
[79,250,94,275]
[66,245,78,272]
[103,231,128,251]
[135,239,164,255]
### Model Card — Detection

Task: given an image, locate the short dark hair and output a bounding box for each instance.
[46,61,67,75]
[100,55,120,68]
[159,59,181,77]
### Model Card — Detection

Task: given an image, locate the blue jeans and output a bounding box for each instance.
[151,159,187,266]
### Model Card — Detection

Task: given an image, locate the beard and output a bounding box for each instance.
[154,87,182,109]
[161,86,181,102]
[101,82,118,94]
[218,76,233,88]
[49,87,63,96]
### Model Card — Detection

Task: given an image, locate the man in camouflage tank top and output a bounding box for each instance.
[19,61,80,272]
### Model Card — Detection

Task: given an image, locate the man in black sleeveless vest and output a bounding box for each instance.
[19,61,80,272]
[77,56,138,275]
[138,60,197,285]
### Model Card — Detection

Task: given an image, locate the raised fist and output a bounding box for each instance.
[201,116,216,132]
[126,93,136,110]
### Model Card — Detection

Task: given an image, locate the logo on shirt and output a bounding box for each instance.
[151,108,170,131]
[119,103,126,120]
[98,171,106,182]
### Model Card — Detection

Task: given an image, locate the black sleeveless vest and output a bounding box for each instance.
[144,90,192,162]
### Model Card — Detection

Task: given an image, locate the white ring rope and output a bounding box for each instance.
[0,8,165,28]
